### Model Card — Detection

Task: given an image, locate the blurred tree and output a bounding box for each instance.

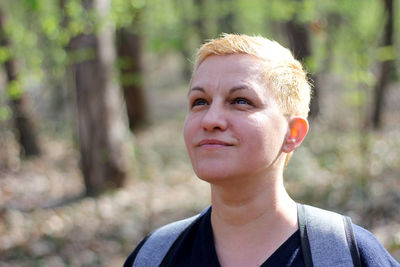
[181,0,200,79]
[284,0,320,118]
[117,18,147,131]
[372,0,395,129]
[168,0,208,79]
[194,0,208,42]
[321,12,341,73]
[217,0,235,34]
[67,0,128,195]
[0,8,41,157]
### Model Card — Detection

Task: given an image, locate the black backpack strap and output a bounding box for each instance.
[343,216,362,267]
[132,206,210,267]
[297,203,361,267]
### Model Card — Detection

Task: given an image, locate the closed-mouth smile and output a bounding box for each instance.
[198,139,233,148]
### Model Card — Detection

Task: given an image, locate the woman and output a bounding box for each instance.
[125,34,399,267]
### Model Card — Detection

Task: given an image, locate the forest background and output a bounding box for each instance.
[0,0,399,266]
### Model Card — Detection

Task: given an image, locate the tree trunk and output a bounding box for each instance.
[116,27,147,131]
[172,0,198,80]
[194,0,208,42]
[0,9,41,157]
[217,0,235,34]
[285,16,320,118]
[372,0,394,129]
[322,13,342,73]
[68,0,128,196]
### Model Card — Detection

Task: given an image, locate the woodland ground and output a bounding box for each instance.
[0,53,400,266]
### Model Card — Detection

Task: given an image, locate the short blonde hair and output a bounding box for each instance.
[193,33,311,118]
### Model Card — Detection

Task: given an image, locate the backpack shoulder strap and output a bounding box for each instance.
[343,215,362,267]
[132,206,210,267]
[297,203,361,267]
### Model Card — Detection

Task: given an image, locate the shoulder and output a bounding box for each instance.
[353,224,399,266]
[123,235,149,267]
[123,217,196,267]
[123,207,211,267]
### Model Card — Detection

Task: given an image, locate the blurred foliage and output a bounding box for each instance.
[0,0,399,265]
[0,0,398,97]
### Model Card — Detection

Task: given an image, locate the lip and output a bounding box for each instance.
[197,139,233,147]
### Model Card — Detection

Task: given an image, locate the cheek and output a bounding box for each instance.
[183,115,197,149]
[241,115,268,141]
[239,116,285,156]
[242,124,269,155]
[183,121,190,148]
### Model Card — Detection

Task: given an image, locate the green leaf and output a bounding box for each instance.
[7,80,24,100]
[23,0,40,11]
[67,47,96,65]
[344,90,366,107]
[376,46,396,62]
[0,47,11,63]
[41,16,59,39]
[0,106,12,122]
[131,0,146,9]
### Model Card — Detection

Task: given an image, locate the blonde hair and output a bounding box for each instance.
[193,33,311,118]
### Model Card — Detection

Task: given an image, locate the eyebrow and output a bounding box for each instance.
[229,85,251,93]
[188,85,253,96]
[187,86,205,96]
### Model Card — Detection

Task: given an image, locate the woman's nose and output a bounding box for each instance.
[201,103,228,132]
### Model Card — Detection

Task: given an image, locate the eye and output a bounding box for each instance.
[232,97,252,105]
[191,98,208,107]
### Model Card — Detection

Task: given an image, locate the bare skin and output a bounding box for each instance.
[184,54,308,266]
[210,165,298,267]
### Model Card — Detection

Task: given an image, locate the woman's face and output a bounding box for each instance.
[184,54,289,184]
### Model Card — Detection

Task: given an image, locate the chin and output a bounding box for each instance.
[193,167,233,184]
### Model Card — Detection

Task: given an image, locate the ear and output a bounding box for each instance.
[282,117,309,153]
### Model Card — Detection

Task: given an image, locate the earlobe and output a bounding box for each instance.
[282,117,309,153]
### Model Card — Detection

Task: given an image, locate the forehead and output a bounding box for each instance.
[192,54,265,84]
[190,54,272,101]
[190,54,283,109]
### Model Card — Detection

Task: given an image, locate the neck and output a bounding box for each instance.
[209,168,298,266]
[210,171,297,226]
